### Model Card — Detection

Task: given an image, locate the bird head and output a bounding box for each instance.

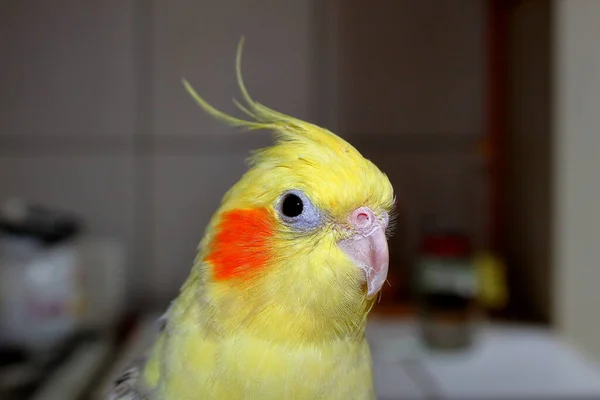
[181,39,395,343]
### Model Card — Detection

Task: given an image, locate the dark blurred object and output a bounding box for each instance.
[0,198,84,352]
[0,200,120,399]
[0,332,102,400]
[0,235,82,350]
[0,198,82,245]
[416,225,478,351]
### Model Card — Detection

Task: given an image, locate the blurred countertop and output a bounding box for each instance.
[86,313,600,400]
[366,316,600,399]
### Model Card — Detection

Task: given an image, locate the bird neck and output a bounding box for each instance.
[171,267,373,345]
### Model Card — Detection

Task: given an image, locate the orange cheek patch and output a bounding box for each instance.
[205,208,275,281]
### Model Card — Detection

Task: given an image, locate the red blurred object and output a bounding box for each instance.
[419,233,472,258]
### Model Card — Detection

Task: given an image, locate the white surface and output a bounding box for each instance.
[423,326,600,398]
[553,0,600,361]
[367,317,600,399]
[371,361,428,400]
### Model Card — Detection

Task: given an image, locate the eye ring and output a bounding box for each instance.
[276,190,322,230]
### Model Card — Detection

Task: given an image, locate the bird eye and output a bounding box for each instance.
[281,193,303,217]
[277,190,321,230]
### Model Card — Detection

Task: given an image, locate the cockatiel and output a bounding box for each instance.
[109,38,395,400]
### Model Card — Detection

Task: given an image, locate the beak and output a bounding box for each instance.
[338,207,389,298]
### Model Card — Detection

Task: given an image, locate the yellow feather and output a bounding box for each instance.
[137,38,394,399]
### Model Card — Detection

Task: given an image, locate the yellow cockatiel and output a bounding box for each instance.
[109,38,395,400]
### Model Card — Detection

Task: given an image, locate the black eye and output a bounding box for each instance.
[277,190,321,230]
[282,193,303,217]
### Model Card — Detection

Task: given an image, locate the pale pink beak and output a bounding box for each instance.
[338,206,389,298]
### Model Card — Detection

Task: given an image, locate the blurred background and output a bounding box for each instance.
[1,0,599,399]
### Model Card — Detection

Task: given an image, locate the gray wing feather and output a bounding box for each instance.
[108,359,147,400]
[107,314,168,400]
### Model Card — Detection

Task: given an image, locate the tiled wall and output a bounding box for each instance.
[317,0,489,281]
[0,0,488,308]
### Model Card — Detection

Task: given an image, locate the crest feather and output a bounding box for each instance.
[182,37,332,143]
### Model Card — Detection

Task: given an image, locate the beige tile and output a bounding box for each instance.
[151,0,313,137]
[0,1,135,136]
[150,154,248,302]
[336,0,485,136]
[364,152,488,255]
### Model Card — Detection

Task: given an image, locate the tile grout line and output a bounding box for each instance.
[131,0,155,308]
[0,133,483,157]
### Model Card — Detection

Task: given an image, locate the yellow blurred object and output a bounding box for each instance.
[474,252,508,309]
[73,295,87,317]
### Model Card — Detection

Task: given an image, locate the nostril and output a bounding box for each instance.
[351,206,375,230]
[356,212,370,225]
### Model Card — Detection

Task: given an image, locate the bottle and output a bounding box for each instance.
[416,226,478,351]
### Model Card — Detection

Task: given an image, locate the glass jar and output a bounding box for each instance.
[416,231,478,351]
